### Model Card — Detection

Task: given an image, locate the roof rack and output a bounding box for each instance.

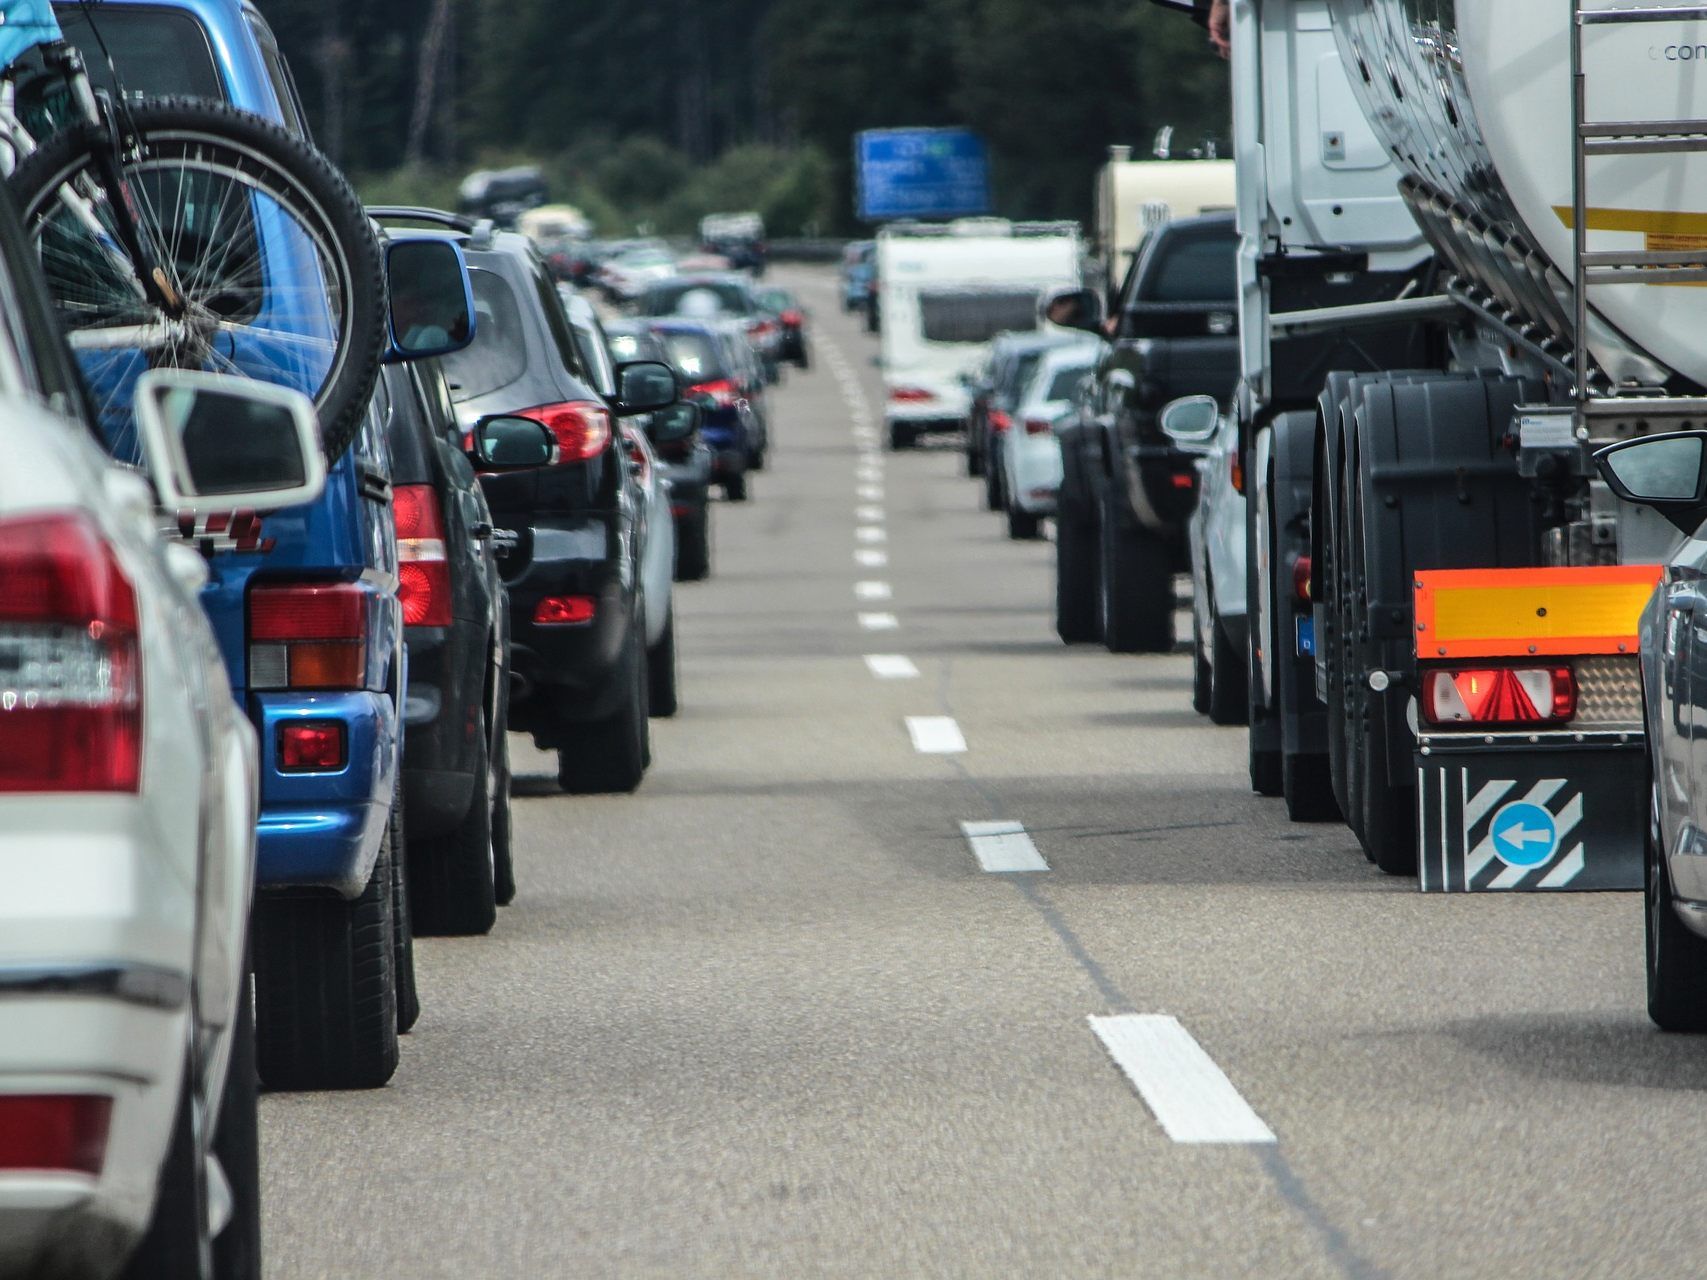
[365,206,475,232]
[878,218,1081,239]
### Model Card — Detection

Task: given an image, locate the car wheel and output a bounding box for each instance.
[1191,620,1212,715]
[1647,778,1707,1030]
[795,350,810,370]
[119,1049,211,1280]
[967,431,985,477]
[408,723,497,937]
[984,448,1004,510]
[491,677,516,907]
[648,606,680,718]
[557,623,649,795]
[1006,504,1042,540]
[675,505,712,581]
[723,473,749,502]
[1207,611,1248,726]
[254,818,399,1091]
[1098,474,1172,654]
[211,961,260,1280]
[887,420,915,451]
[1055,507,1101,644]
[748,448,767,472]
[390,798,420,1031]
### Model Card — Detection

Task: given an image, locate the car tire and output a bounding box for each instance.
[1054,510,1101,644]
[490,678,516,908]
[1207,612,1248,726]
[984,449,1004,511]
[211,962,261,1280]
[723,473,749,502]
[967,434,985,477]
[887,420,915,451]
[748,448,767,472]
[649,607,680,717]
[390,798,420,1031]
[795,350,810,371]
[558,624,649,795]
[1098,475,1172,654]
[408,725,497,937]
[1647,778,1707,1030]
[119,1053,210,1280]
[1191,622,1212,715]
[675,505,711,581]
[254,822,399,1091]
[1006,505,1042,540]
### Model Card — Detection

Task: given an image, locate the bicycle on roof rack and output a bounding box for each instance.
[0,0,383,458]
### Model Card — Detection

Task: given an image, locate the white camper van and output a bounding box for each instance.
[877,218,1082,449]
[1094,147,1235,287]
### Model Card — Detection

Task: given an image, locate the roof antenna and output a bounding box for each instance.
[1153,126,1174,160]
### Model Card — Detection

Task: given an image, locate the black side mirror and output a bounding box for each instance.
[1040,285,1105,334]
[646,401,701,445]
[612,359,678,416]
[1596,431,1707,533]
[470,415,556,469]
[384,238,476,361]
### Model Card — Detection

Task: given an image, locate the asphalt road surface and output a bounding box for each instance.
[259,269,1707,1279]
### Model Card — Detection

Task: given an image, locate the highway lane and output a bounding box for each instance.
[259,268,1707,1278]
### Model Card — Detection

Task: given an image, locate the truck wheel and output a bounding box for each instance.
[1647,780,1707,1030]
[254,824,399,1091]
[558,623,649,795]
[887,420,915,451]
[723,473,749,502]
[390,799,420,1031]
[648,606,679,717]
[1249,733,1283,796]
[1006,505,1041,540]
[1098,475,1172,654]
[675,506,711,581]
[120,1055,210,1280]
[1055,506,1102,644]
[1207,609,1248,726]
[408,726,497,937]
[1282,753,1339,822]
[211,964,261,1280]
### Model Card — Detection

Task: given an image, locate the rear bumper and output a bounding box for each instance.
[1006,435,1063,514]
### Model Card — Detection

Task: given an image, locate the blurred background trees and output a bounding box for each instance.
[261,0,1228,235]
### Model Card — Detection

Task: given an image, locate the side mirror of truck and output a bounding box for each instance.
[1159,394,1221,448]
[1595,432,1707,534]
[134,369,326,515]
[1039,285,1105,334]
[384,236,476,362]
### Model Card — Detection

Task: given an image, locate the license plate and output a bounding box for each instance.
[1295,616,1314,657]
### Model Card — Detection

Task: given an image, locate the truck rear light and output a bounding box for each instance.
[0,1095,111,1174]
[1293,554,1313,603]
[890,387,936,403]
[688,378,739,408]
[249,583,366,691]
[0,513,141,794]
[1023,417,1053,436]
[988,408,1012,432]
[533,595,596,626]
[393,484,451,628]
[278,721,346,771]
[516,401,612,463]
[1421,666,1576,727]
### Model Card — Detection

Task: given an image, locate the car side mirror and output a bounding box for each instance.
[383,237,476,362]
[1595,431,1707,533]
[1159,394,1221,447]
[470,415,557,469]
[133,369,325,515]
[646,401,701,445]
[612,360,678,416]
[1040,285,1105,334]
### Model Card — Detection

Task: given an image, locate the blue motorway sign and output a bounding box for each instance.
[855,128,993,221]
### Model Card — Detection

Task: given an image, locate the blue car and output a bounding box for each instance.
[55,0,476,1090]
[647,317,764,502]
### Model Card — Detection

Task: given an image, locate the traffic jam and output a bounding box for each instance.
[7,0,1707,1276]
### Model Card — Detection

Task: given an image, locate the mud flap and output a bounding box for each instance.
[1415,745,1644,891]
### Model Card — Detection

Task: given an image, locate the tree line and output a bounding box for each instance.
[261,0,1229,235]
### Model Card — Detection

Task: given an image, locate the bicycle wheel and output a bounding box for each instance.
[9,97,384,462]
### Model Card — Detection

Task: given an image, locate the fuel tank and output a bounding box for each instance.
[1326,0,1707,389]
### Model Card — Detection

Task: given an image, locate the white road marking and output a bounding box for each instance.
[1088,1015,1276,1145]
[856,526,887,544]
[856,505,886,522]
[858,612,899,631]
[959,821,1048,872]
[855,549,889,568]
[855,580,892,600]
[906,715,967,754]
[864,654,919,679]
[858,484,884,501]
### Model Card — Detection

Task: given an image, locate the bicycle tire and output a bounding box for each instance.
[9,97,384,462]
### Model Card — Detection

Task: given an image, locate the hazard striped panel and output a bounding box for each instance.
[1413,565,1662,660]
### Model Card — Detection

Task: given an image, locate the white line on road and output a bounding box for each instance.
[857,484,884,501]
[959,821,1048,872]
[863,654,919,679]
[858,612,899,631]
[855,549,889,568]
[855,580,892,600]
[906,715,967,754]
[1088,1015,1276,1145]
[856,526,887,543]
[856,505,885,522]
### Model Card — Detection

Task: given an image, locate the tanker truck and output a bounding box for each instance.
[1115,0,1707,892]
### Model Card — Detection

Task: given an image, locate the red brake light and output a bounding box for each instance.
[1170,473,1195,489]
[890,386,937,404]
[0,1095,112,1174]
[1292,554,1313,603]
[1023,417,1053,436]
[278,721,346,771]
[249,583,366,690]
[517,401,612,463]
[393,484,451,628]
[1422,666,1576,727]
[534,595,597,626]
[988,408,1012,432]
[0,513,141,794]
[689,378,739,409]
[781,309,803,326]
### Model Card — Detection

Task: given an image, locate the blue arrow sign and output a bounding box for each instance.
[1489,800,1559,868]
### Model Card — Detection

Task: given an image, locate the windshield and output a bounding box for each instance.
[1045,365,1093,401]
[1147,235,1237,303]
[641,280,754,317]
[919,289,1039,345]
[657,332,728,383]
[440,270,528,400]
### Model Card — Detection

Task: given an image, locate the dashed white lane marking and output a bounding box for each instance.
[906,715,967,754]
[855,580,892,600]
[857,484,884,501]
[864,654,919,679]
[856,505,885,522]
[959,821,1048,872]
[1088,1015,1276,1145]
[856,526,887,544]
[855,549,889,568]
[858,612,899,631]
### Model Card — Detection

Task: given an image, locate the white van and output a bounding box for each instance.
[877,219,1082,449]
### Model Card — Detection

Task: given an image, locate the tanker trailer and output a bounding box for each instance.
[1139,0,1702,891]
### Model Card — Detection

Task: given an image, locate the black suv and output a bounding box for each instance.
[377,358,513,935]
[1056,212,1239,653]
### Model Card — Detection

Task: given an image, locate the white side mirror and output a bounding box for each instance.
[133,370,326,516]
[1159,394,1220,445]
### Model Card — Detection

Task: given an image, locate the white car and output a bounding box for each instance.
[622,422,681,718]
[0,337,325,1273]
[1000,344,1100,540]
[600,248,676,303]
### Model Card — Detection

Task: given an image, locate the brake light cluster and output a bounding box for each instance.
[690,378,739,408]
[514,401,612,463]
[0,1094,111,1174]
[0,513,141,794]
[393,484,451,628]
[781,309,803,326]
[988,408,1012,432]
[1421,666,1576,727]
[889,387,936,404]
[1023,417,1053,436]
[249,583,367,690]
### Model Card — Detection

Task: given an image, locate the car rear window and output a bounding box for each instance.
[54,7,223,102]
[1146,235,1238,303]
[441,269,529,400]
[1045,366,1093,400]
[641,280,754,316]
[657,332,728,382]
[919,290,1039,345]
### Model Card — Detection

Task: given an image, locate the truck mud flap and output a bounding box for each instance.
[1415,745,1644,892]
